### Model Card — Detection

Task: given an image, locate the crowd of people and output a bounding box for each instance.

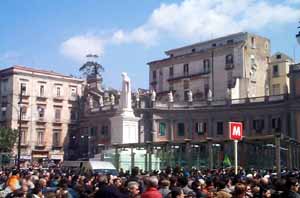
[0,164,300,198]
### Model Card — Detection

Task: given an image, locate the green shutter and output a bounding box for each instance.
[159,122,166,136]
[177,123,185,136]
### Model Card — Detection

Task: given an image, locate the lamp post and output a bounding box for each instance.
[296,22,300,45]
[17,85,25,170]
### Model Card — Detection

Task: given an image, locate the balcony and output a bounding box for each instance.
[225,63,234,70]
[168,71,210,82]
[35,141,46,149]
[36,117,46,124]
[52,143,63,150]
[53,96,64,102]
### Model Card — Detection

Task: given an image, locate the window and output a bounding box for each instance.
[169,67,174,77]
[177,123,185,136]
[71,87,77,97]
[183,80,189,90]
[191,48,196,53]
[40,85,44,97]
[37,106,45,119]
[53,130,61,147]
[183,64,189,76]
[1,79,8,95]
[272,84,280,95]
[20,83,27,95]
[251,37,255,48]
[169,83,174,91]
[55,109,61,121]
[276,54,282,59]
[217,122,223,135]
[56,87,61,97]
[204,84,209,98]
[70,110,77,120]
[21,106,27,120]
[152,70,157,80]
[272,118,281,132]
[273,65,279,77]
[225,54,234,65]
[159,122,166,136]
[212,43,217,47]
[227,39,234,44]
[21,129,26,145]
[101,125,109,136]
[203,59,210,72]
[90,127,97,136]
[253,119,264,133]
[195,122,206,135]
[37,130,44,145]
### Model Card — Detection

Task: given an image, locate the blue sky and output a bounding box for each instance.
[0,0,300,90]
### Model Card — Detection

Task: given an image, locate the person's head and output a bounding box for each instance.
[262,188,271,198]
[131,167,139,177]
[39,178,47,188]
[170,187,184,198]
[160,179,170,189]
[233,183,246,197]
[286,177,299,192]
[113,178,122,188]
[146,176,159,188]
[128,181,140,196]
[177,176,188,187]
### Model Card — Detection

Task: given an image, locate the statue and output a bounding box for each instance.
[151,90,156,102]
[226,88,231,99]
[120,73,132,110]
[187,90,193,102]
[168,91,174,103]
[111,94,115,105]
[136,91,140,102]
[89,95,94,108]
[99,95,104,107]
[207,89,212,101]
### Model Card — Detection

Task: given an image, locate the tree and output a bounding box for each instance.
[0,127,18,153]
[79,54,104,77]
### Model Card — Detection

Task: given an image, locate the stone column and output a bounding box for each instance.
[130,147,135,171]
[275,133,281,177]
[114,147,120,171]
[152,119,157,142]
[287,141,292,170]
[185,139,192,169]
[207,138,213,170]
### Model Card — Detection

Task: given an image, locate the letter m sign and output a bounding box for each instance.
[229,122,243,140]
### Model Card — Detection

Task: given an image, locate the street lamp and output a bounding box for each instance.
[17,85,25,170]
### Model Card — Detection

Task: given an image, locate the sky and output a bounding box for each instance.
[0,0,300,90]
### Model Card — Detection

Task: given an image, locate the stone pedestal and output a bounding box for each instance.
[110,110,140,144]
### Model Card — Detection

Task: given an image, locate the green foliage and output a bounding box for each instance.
[0,127,18,152]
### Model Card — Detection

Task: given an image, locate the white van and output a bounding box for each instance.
[62,160,118,176]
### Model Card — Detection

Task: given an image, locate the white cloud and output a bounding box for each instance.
[137,0,300,42]
[60,35,105,62]
[61,0,300,61]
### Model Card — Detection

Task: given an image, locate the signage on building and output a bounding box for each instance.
[229,122,243,140]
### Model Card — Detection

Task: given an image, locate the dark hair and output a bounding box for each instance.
[286,177,298,189]
[170,187,183,198]
[131,167,139,176]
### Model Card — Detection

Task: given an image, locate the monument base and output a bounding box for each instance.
[110,110,140,144]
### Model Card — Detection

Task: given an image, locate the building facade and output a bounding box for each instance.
[268,52,294,95]
[148,32,271,101]
[0,66,83,162]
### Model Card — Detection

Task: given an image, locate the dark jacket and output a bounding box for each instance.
[95,185,128,198]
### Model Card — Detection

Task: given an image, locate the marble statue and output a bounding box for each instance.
[226,88,231,99]
[187,90,193,102]
[136,91,140,102]
[207,89,212,101]
[99,95,104,107]
[168,91,174,103]
[120,72,132,110]
[89,95,94,108]
[111,94,115,105]
[151,90,156,102]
